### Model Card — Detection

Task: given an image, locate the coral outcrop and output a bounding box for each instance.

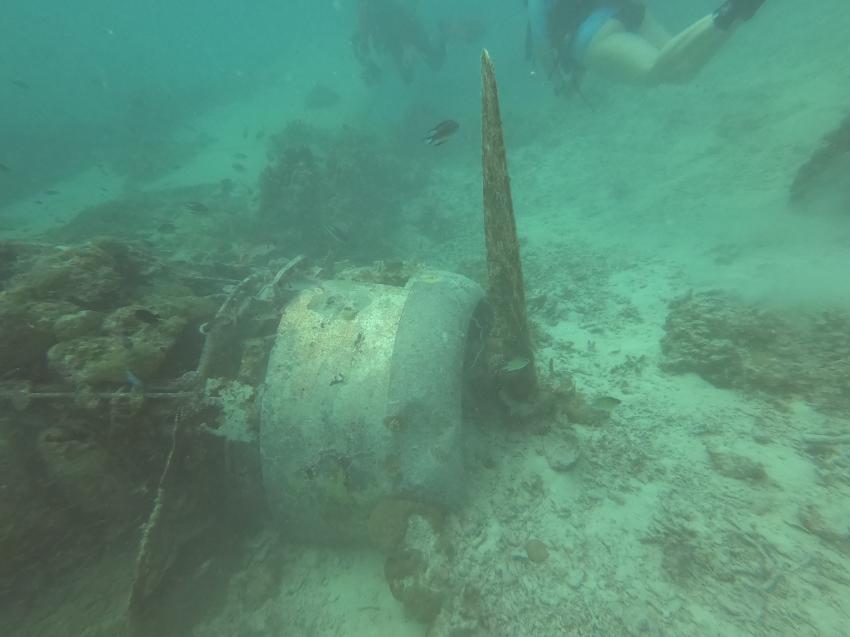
[661,291,850,413]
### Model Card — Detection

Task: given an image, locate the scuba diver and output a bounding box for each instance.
[352,0,447,85]
[525,0,768,92]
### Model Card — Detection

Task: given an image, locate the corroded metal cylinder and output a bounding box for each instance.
[260,271,484,543]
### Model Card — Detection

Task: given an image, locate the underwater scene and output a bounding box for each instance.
[1,0,849,635]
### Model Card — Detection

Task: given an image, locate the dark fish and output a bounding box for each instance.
[134,308,160,324]
[44,189,60,195]
[233,152,247,159]
[184,201,209,214]
[126,370,143,391]
[11,79,31,90]
[591,396,622,411]
[305,84,341,110]
[424,120,459,146]
[324,220,351,244]
[0,162,10,173]
[501,357,530,374]
[157,222,176,233]
[232,162,245,172]
[255,129,266,140]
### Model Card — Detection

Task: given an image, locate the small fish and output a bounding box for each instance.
[11,79,31,90]
[232,162,245,172]
[133,308,160,324]
[157,222,176,233]
[233,152,247,159]
[184,201,209,214]
[324,220,351,244]
[126,370,143,391]
[44,189,60,195]
[591,396,622,411]
[424,119,459,146]
[0,162,10,173]
[501,357,530,374]
[304,84,341,110]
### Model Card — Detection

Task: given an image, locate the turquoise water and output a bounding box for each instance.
[1,1,849,635]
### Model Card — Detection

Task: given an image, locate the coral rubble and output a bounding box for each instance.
[661,290,850,413]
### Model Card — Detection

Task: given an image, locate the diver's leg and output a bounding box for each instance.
[584,17,728,85]
[637,11,672,49]
[645,14,733,84]
[584,0,767,86]
[581,22,662,86]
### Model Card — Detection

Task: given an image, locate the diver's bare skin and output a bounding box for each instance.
[583,1,767,86]
[584,14,731,85]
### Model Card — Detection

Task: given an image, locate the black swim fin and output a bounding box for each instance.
[714,0,767,30]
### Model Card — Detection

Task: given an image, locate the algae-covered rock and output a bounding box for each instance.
[707,449,768,482]
[46,302,192,385]
[661,291,850,413]
[790,111,850,212]
[52,309,103,341]
[0,298,54,375]
[368,497,444,553]
[383,512,452,624]
[37,425,138,520]
[47,336,147,385]
[256,121,421,258]
[543,430,581,472]
[47,315,187,386]
[525,538,549,563]
[1,240,219,385]
[0,422,69,593]
[7,243,126,310]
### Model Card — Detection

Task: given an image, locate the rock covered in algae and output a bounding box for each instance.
[37,425,139,519]
[52,309,103,341]
[525,538,549,563]
[0,298,71,374]
[256,121,420,257]
[790,110,850,210]
[46,303,196,386]
[0,239,217,384]
[0,240,138,378]
[383,511,452,624]
[661,290,850,413]
[543,430,581,472]
[4,240,142,309]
